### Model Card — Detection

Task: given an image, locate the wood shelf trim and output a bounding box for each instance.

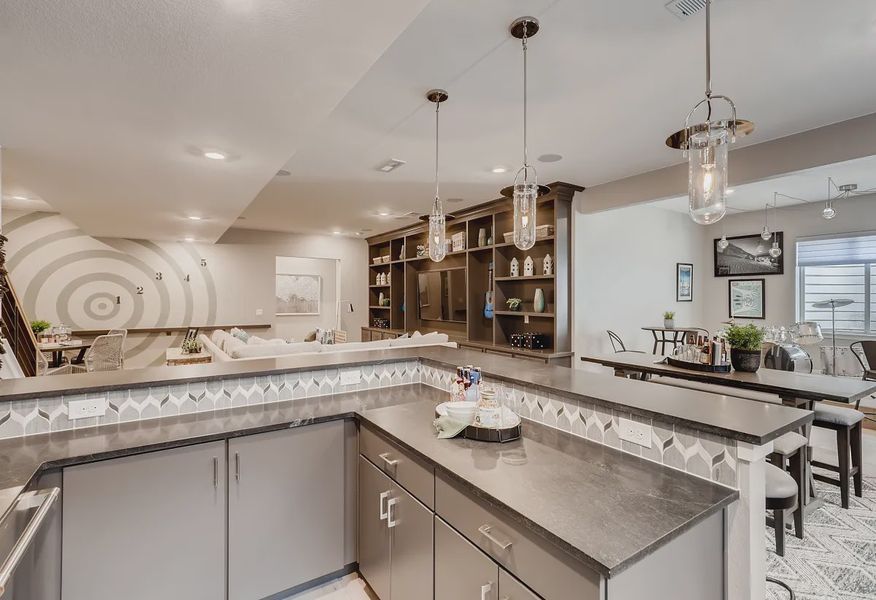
[369,306,391,310]
[494,311,555,318]
[493,236,555,248]
[494,275,555,282]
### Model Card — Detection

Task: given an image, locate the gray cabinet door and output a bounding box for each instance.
[499,568,541,600]
[228,422,345,600]
[435,517,498,600]
[359,456,392,599]
[388,485,433,600]
[62,441,226,600]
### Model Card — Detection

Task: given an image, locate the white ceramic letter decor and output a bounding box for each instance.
[510,257,520,278]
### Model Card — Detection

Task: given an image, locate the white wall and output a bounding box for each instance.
[573,202,708,370]
[700,193,876,336]
[3,211,368,367]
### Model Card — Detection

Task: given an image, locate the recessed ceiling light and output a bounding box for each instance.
[377,211,390,217]
[376,158,406,173]
[187,215,203,221]
[491,166,508,174]
[726,188,735,195]
[183,237,195,242]
[11,195,29,201]
[537,153,563,163]
[203,151,227,160]
[332,231,342,235]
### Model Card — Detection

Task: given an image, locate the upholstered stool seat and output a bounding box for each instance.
[814,403,864,426]
[766,463,798,557]
[772,432,807,456]
[812,403,864,509]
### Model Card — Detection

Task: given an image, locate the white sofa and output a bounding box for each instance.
[200,330,456,362]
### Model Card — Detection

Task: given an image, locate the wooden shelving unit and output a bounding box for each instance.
[364,182,581,365]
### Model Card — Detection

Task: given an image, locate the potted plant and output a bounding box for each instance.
[725,324,764,373]
[663,311,675,329]
[506,298,523,312]
[181,338,203,355]
[31,320,51,336]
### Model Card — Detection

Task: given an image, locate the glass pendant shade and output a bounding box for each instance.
[717,235,729,251]
[428,196,446,262]
[761,226,771,241]
[823,201,836,220]
[769,240,782,258]
[687,127,728,225]
[513,183,537,250]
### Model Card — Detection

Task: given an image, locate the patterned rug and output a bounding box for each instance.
[766,474,876,599]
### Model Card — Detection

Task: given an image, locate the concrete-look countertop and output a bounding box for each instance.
[0,346,812,445]
[0,384,736,578]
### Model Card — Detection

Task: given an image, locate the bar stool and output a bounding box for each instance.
[811,403,864,509]
[769,432,806,541]
[766,577,795,599]
[766,463,799,557]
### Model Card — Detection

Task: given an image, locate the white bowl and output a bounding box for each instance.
[444,401,477,424]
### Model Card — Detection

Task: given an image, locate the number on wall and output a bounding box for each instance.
[155,272,163,280]
[200,258,207,267]
[136,286,144,295]
[184,274,190,282]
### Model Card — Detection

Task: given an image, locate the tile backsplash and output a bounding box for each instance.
[0,359,737,487]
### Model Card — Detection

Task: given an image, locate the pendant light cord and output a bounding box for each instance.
[705,0,713,120]
[522,26,529,170]
[434,100,440,200]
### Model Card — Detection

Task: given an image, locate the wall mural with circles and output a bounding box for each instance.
[3,211,226,368]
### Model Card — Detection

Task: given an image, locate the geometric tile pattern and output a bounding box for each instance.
[0,359,420,441]
[766,474,876,600]
[420,364,738,487]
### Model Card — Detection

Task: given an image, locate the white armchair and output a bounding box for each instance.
[36,351,73,376]
[71,334,125,373]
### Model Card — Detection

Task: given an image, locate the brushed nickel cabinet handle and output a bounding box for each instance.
[478,524,512,551]
[234,452,240,482]
[480,582,493,600]
[378,452,399,467]
[379,491,390,521]
[0,488,60,596]
[212,457,219,489]
[386,497,399,528]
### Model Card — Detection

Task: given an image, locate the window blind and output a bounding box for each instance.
[797,233,876,267]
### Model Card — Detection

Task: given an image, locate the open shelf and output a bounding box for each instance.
[369,305,391,310]
[494,236,555,248]
[493,311,555,318]
[495,275,555,282]
[369,284,390,289]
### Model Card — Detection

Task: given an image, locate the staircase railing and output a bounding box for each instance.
[1,273,38,377]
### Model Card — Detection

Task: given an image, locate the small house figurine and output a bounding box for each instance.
[510,257,520,277]
[543,253,553,276]
[523,256,534,277]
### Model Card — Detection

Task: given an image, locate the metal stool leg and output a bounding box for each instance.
[766,576,795,599]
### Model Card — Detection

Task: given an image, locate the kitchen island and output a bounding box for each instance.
[0,347,811,600]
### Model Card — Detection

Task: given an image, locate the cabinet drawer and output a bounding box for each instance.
[360,424,434,509]
[435,473,601,600]
[500,568,541,600]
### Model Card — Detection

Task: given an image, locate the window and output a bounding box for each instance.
[797,234,876,335]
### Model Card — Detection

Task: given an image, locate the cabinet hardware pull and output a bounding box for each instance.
[480,582,493,600]
[234,452,240,482]
[386,497,399,528]
[478,524,512,550]
[379,491,390,521]
[0,487,60,596]
[212,457,219,488]
[378,452,399,467]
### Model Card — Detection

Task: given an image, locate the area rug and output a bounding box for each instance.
[766,474,876,599]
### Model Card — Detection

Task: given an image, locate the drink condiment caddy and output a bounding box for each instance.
[437,365,521,443]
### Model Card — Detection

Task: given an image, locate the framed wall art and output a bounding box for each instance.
[676,263,693,302]
[728,278,765,320]
[714,233,784,277]
[276,274,321,316]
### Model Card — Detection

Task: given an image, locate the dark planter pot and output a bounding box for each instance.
[730,348,761,373]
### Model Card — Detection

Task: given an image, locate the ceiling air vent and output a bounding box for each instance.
[665,0,707,20]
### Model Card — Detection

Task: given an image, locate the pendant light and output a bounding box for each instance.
[768,195,782,258]
[717,234,729,252]
[665,0,753,225]
[760,202,771,240]
[823,178,837,220]
[427,89,449,262]
[507,16,549,251]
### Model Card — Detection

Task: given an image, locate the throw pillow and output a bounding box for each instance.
[230,327,250,342]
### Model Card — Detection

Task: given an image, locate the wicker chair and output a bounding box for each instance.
[71,334,125,373]
[108,328,128,366]
[36,351,73,376]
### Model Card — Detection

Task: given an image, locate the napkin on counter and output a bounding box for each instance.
[433,416,468,439]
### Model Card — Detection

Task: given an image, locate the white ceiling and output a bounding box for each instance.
[650,154,876,214]
[3,0,876,239]
[241,0,876,236]
[0,0,430,241]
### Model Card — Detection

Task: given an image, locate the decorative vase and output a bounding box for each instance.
[534,288,546,313]
[730,348,761,373]
[478,228,487,248]
[378,292,385,306]
[664,318,675,329]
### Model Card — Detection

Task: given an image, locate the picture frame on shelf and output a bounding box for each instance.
[728,278,766,320]
[714,233,784,277]
[676,263,693,302]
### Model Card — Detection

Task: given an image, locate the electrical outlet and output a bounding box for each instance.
[340,369,361,385]
[618,417,652,448]
[68,397,107,420]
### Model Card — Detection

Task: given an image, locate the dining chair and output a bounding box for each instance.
[850,340,876,382]
[683,328,710,346]
[606,330,642,354]
[108,328,128,366]
[36,350,73,376]
[71,334,125,373]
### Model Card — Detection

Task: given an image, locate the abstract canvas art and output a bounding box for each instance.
[728,278,765,319]
[276,274,321,315]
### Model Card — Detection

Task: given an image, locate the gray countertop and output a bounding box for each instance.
[0,384,735,578]
[1,346,813,445]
